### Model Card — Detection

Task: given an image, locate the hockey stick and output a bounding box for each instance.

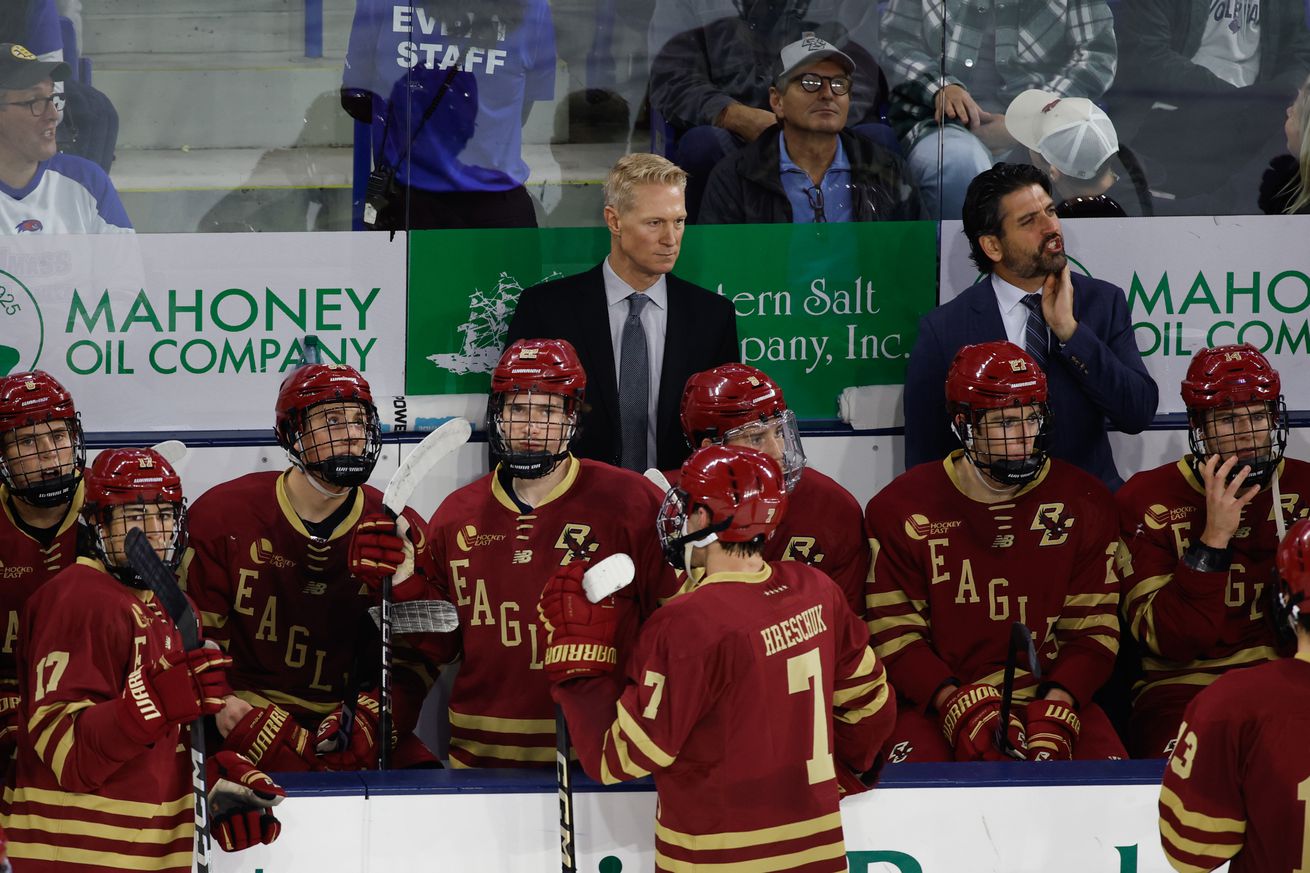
[373,417,472,769]
[997,621,1041,761]
[150,440,188,466]
[555,553,636,873]
[124,527,212,873]
[368,599,459,634]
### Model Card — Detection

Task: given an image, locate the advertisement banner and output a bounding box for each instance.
[939,215,1310,414]
[0,232,408,431]
[406,223,938,419]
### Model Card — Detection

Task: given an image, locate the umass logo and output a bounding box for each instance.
[0,268,45,376]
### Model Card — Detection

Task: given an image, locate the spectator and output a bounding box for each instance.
[1005,89,1153,218]
[866,341,1126,763]
[0,43,131,233]
[342,0,555,230]
[879,0,1117,219]
[1259,74,1310,215]
[648,0,891,220]
[1113,0,1310,212]
[505,153,739,472]
[700,32,922,224]
[903,163,1157,491]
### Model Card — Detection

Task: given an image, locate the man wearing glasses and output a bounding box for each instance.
[0,43,131,234]
[699,33,922,224]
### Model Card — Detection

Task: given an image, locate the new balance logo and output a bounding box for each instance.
[991,534,1015,549]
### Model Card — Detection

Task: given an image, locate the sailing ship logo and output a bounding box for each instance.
[427,270,561,375]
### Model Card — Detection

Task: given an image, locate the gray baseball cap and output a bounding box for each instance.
[0,44,70,91]
[775,32,855,87]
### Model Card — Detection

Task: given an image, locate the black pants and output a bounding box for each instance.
[377,184,538,230]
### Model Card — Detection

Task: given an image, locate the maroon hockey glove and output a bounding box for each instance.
[537,562,620,683]
[315,690,396,770]
[937,683,1025,762]
[121,647,232,744]
[349,513,424,600]
[0,693,20,764]
[1024,699,1081,761]
[207,750,285,852]
[223,704,323,772]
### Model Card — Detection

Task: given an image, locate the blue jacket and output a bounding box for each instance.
[902,273,1158,490]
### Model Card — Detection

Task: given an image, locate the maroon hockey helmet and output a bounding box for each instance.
[274,363,381,487]
[0,370,85,506]
[657,445,788,570]
[680,364,806,491]
[1272,518,1310,641]
[489,339,587,479]
[83,447,188,586]
[1181,344,1286,487]
[946,341,1052,487]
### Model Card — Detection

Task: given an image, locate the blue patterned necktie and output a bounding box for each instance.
[1020,293,1049,369]
[619,293,651,470]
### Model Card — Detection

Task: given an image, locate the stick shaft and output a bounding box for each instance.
[556,705,577,873]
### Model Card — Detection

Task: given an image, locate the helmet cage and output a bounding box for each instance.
[952,399,1052,487]
[488,388,582,480]
[285,399,382,488]
[656,486,731,571]
[717,409,806,492]
[1186,397,1288,489]
[89,497,190,589]
[0,414,86,507]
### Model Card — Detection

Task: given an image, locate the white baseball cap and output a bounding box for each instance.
[775,32,856,87]
[1006,90,1119,180]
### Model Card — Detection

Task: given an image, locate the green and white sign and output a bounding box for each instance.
[407,223,937,419]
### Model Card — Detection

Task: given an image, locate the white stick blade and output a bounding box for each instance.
[643,467,671,492]
[151,439,188,465]
[370,599,460,633]
[583,553,636,603]
[382,417,473,515]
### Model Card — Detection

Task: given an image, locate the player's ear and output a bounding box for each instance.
[699,438,713,448]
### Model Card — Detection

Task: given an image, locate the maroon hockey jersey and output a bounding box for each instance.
[864,454,1123,708]
[427,457,677,768]
[3,559,196,872]
[1159,654,1310,873]
[556,560,894,872]
[1118,458,1308,711]
[0,482,84,696]
[181,470,437,729]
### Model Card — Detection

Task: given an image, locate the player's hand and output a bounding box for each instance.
[207,750,285,852]
[1198,455,1262,549]
[0,694,20,765]
[1041,263,1078,343]
[934,83,982,127]
[349,513,423,600]
[937,683,1024,761]
[223,704,323,772]
[537,562,620,683]
[1024,698,1081,761]
[121,647,232,743]
[315,690,394,770]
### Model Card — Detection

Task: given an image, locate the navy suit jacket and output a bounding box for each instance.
[505,263,740,472]
[902,273,1159,490]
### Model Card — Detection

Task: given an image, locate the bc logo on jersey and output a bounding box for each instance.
[1031,503,1074,546]
[782,536,825,564]
[555,524,599,564]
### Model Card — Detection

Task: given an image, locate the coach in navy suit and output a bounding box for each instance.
[903,163,1157,490]
[506,154,739,472]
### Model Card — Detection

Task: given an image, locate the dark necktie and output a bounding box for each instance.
[619,293,651,471]
[1020,293,1049,369]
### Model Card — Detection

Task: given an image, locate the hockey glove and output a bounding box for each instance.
[207,750,285,852]
[0,693,20,764]
[121,647,232,745]
[1024,699,1081,761]
[937,683,1025,762]
[349,513,423,600]
[315,690,395,770]
[537,562,620,683]
[223,704,323,772]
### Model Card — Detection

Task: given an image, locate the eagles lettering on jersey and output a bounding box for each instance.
[428,457,676,768]
[555,561,894,872]
[865,454,1123,709]
[1118,458,1310,722]
[2,559,195,872]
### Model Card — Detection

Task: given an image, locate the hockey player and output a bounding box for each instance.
[542,445,894,871]
[425,338,677,768]
[678,363,869,615]
[1118,343,1308,757]
[0,370,86,763]
[182,363,439,771]
[2,447,283,871]
[1158,518,1310,873]
[865,341,1125,761]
